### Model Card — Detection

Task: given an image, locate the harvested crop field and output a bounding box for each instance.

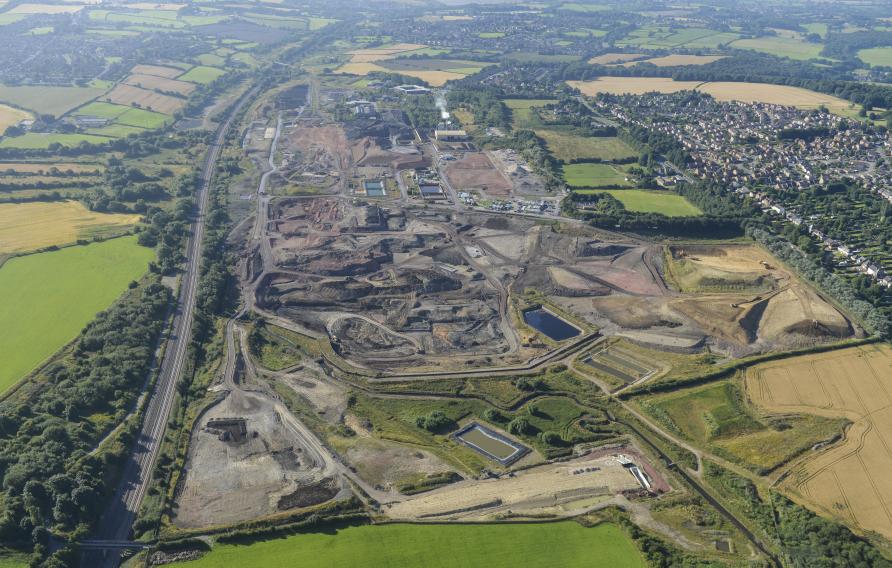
[347,43,426,63]
[569,77,703,96]
[443,152,512,196]
[169,522,645,568]
[0,200,140,253]
[0,236,153,393]
[124,73,195,96]
[130,64,185,78]
[104,83,183,114]
[747,345,892,539]
[588,53,647,65]
[0,104,31,133]
[629,54,726,66]
[569,78,853,114]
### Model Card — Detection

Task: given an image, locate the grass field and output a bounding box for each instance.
[858,47,892,67]
[116,107,170,128]
[0,236,153,393]
[0,104,30,134]
[172,522,644,568]
[74,101,131,119]
[581,189,703,216]
[569,78,854,115]
[503,98,556,129]
[0,84,108,116]
[177,65,226,84]
[729,36,824,61]
[748,344,892,539]
[536,131,637,163]
[74,102,169,130]
[562,163,633,188]
[0,200,140,253]
[640,378,842,471]
[0,132,111,149]
[618,26,740,50]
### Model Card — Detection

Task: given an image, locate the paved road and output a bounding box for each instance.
[88,86,258,567]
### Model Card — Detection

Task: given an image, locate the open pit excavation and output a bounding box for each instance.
[242,191,857,374]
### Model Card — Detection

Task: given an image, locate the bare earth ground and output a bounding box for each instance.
[442,152,513,197]
[385,447,666,519]
[174,388,339,528]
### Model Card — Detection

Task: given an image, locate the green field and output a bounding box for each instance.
[637,380,844,471]
[858,47,892,67]
[0,132,111,149]
[0,236,153,393]
[730,36,824,61]
[197,52,227,67]
[0,84,108,116]
[173,522,645,568]
[537,131,637,163]
[562,163,633,188]
[0,550,27,568]
[803,22,828,38]
[579,189,703,216]
[116,107,170,128]
[478,32,505,38]
[178,65,226,84]
[75,101,131,119]
[503,98,557,129]
[618,26,740,50]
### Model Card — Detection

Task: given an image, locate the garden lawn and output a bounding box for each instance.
[581,189,702,216]
[173,522,645,568]
[0,236,153,393]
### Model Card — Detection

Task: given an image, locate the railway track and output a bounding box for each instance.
[88,86,258,568]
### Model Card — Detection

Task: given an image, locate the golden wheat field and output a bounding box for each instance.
[746,344,892,539]
[0,104,31,134]
[0,200,141,254]
[569,78,853,114]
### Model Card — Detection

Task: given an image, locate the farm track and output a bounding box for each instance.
[88,85,259,567]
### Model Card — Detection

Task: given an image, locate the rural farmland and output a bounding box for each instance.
[748,345,892,539]
[170,522,645,568]
[0,236,153,393]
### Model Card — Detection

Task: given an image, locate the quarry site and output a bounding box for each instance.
[167,79,864,566]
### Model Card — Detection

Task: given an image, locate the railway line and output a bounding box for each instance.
[88,86,258,567]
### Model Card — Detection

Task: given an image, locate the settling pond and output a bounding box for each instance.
[523,308,581,341]
[454,423,528,465]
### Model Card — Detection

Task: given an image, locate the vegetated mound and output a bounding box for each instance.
[330,316,418,359]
